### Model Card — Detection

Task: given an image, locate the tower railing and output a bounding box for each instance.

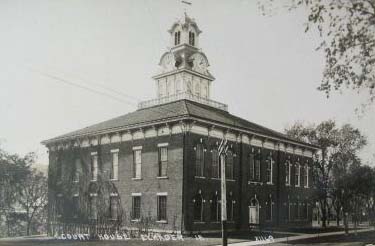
[137,92,228,111]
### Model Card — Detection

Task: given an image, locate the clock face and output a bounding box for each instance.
[191,53,208,74]
[161,53,176,71]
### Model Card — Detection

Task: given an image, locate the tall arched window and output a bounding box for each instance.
[226,150,234,179]
[195,143,204,177]
[295,199,300,220]
[249,197,259,224]
[174,31,181,45]
[189,31,195,46]
[301,165,305,187]
[249,151,255,181]
[303,200,308,220]
[295,162,300,187]
[227,193,235,221]
[286,196,292,221]
[265,195,273,221]
[211,149,219,178]
[265,154,273,184]
[285,160,291,185]
[255,151,261,182]
[193,193,204,221]
[210,192,220,222]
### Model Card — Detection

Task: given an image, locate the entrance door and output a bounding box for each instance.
[249,206,259,224]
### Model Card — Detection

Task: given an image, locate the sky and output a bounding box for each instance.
[0,0,374,170]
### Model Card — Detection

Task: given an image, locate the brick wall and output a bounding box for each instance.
[183,132,314,233]
[48,133,184,232]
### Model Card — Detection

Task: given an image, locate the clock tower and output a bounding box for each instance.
[138,13,227,111]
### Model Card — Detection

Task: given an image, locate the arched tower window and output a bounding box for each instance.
[189,31,195,46]
[195,82,200,97]
[174,31,181,45]
[193,193,204,221]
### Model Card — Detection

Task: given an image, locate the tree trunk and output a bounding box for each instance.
[336,213,340,227]
[26,221,30,236]
[6,214,10,237]
[343,211,349,235]
[321,200,327,228]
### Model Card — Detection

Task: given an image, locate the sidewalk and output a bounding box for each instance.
[219,227,375,246]
[0,234,53,242]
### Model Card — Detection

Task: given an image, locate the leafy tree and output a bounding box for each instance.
[18,169,48,236]
[0,147,33,237]
[261,0,375,108]
[285,120,366,228]
[338,165,375,234]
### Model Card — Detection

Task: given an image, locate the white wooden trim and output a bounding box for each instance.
[132,193,142,196]
[110,149,119,153]
[157,192,168,196]
[132,146,143,150]
[157,143,169,147]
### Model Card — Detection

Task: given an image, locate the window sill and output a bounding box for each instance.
[157,176,168,179]
[132,178,142,181]
[109,179,119,182]
[295,185,300,187]
[194,176,206,179]
[266,182,274,185]
[90,180,97,182]
[248,181,263,185]
[286,184,291,186]
[73,180,79,183]
[193,221,206,224]
[131,219,141,222]
[156,220,168,224]
[304,186,309,188]
[209,178,235,182]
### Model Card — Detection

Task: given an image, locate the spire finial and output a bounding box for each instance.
[181,0,192,15]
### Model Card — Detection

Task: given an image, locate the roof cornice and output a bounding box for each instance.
[42,112,319,151]
[153,68,215,81]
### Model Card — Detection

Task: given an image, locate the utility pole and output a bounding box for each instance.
[218,139,228,246]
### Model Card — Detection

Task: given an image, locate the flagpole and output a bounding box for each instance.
[220,144,228,246]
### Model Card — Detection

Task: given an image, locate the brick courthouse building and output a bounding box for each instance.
[42,14,319,234]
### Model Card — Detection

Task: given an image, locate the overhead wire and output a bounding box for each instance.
[30,67,189,123]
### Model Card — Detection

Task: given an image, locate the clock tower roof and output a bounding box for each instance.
[137,12,227,112]
[168,12,202,35]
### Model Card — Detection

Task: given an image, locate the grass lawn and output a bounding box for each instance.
[273,230,375,246]
[0,230,286,246]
